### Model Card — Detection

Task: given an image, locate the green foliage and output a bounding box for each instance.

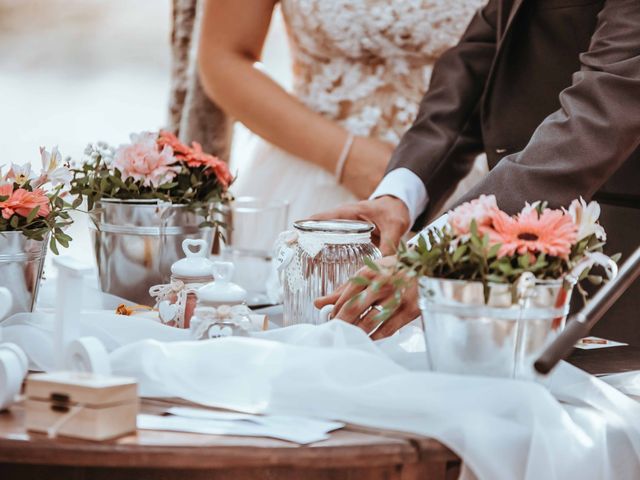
[0,182,74,252]
[350,199,618,313]
[69,146,233,231]
[392,220,618,305]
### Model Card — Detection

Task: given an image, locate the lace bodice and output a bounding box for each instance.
[280,0,485,144]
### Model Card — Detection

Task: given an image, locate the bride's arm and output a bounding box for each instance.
[198,0,392,198]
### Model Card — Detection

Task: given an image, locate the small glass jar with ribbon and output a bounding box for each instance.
[149,239,214,328]
[190,261,257,339]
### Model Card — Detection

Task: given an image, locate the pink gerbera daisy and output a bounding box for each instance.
[487,208,578,259]
[0,186,51,220]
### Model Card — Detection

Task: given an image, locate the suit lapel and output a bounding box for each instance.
[481,0,527,119]
[498,0,524,44]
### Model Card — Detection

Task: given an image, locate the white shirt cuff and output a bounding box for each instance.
[370,168,428,227]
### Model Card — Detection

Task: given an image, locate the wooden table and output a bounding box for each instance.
[0,400,461,480]
[1,347,637,480]
[567,345,640,376]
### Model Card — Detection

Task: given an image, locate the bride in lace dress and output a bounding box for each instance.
[198,0,486,224]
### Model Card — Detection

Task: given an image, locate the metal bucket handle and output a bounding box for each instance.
[157,201,174,271]
[566,252,619,286]
[88,205,105,233]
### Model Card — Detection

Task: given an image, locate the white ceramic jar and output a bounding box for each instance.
[191,262,254,340]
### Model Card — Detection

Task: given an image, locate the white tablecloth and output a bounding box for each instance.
[2,308,640,480]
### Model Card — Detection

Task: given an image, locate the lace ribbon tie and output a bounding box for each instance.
[148,280,201,328]
[275,229,371,293]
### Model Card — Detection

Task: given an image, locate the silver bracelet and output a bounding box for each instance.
[335,133,355,183]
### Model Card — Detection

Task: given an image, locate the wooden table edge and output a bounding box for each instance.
[0,437,422,469]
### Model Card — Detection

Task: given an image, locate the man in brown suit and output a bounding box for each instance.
[316,0,640,344]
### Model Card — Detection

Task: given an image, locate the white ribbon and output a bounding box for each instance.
[149,280,204,328]
[191,305,254,340]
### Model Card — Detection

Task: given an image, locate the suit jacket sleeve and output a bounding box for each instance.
[457,0,640,215]
[386,0,499,220]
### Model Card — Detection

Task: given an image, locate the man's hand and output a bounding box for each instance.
[311,196,410,256]
[314,256,420,340]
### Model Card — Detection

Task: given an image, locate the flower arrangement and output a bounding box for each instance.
[0,147,75,253]
[397,195,616,297]
[355,195,617,322]
[69,131,234,229]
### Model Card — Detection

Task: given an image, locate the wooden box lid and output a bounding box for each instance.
[26,371,137,407]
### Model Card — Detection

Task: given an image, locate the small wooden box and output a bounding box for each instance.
[25,371,138,441]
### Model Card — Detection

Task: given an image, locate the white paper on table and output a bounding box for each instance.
[574,336,628,350]
[137,411,343,444]
[167,406,344,432]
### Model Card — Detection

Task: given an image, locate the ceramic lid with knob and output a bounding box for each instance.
[197,262,248,305]
[171,239,215,279]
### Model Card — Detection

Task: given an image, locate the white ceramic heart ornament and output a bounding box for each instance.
[171,239,215,279]
[158,300,179,325]
[207,325,233,339]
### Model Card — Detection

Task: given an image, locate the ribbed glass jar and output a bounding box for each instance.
[283,220,381,326]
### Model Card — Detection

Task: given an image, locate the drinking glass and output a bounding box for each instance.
[222,197,289,306]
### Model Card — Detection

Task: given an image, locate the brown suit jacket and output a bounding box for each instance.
[388,0,640,345]
[389,0,639,219]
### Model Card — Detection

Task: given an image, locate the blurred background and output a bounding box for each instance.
[0,0,171,163]
[0,0,290,265]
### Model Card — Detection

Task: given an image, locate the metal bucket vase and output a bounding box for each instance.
[419,276,573,380]
[89,199,216,305]
[0,231,48,318]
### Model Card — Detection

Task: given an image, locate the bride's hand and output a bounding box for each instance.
[341,136,395,199]
[314,255,420,340]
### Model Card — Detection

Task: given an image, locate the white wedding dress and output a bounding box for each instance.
[231,0,487,225]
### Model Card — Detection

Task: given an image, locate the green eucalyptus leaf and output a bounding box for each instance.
[587,275,603,285]
[488,243,501,258]
[350,276,371,286]
[452,244,467,262]
[364,257,380,273]
[49,236,59,255]
[518,254,530,269]
[26,206,40,224]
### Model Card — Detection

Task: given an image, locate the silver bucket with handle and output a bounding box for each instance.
[0,231,48,318]
[89,199,215,305]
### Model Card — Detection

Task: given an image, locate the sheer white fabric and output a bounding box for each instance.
[2,278,639,479]
[231,0,486,224]
[3,311,640,480]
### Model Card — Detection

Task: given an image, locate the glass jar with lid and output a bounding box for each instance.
[149,239,214,328]
[190,261,255,340]
[279,220,381,326]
